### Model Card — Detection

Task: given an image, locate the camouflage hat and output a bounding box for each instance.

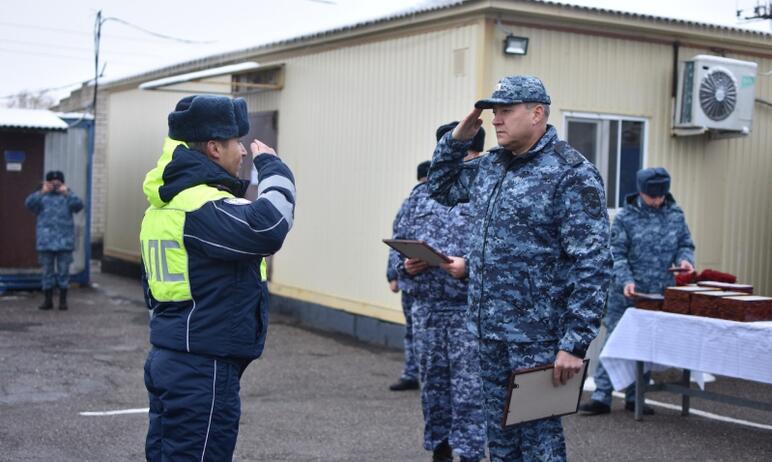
[475,75,551,109]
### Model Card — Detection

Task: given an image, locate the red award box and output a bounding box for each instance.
[715,295,772,322]
[689,291,747,319]
[632,293,664,311]
[663,286,719,315]
[696,281,753,294]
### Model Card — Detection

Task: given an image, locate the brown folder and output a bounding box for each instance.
[382,239,452,266]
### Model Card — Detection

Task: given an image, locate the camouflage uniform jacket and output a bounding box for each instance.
[607,193,695,317]
[392,182,472,307]
[428,125,612,357]
[25,189,84,252]
[386,186,415,291]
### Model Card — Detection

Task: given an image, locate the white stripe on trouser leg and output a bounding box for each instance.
[201,360,217,462]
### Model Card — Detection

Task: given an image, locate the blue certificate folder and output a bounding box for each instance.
[502,359,590,427]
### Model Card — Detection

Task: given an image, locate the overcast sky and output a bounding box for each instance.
[1,0,769,106]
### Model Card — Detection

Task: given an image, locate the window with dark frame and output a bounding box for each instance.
[231,66,284,94]
[566,116,645,209]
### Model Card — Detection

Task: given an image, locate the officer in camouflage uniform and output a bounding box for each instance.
[428,76,612,461]
[580,167,695,416]
[393,122,486,462]
[386,160,431,392]
[25,170,84,310]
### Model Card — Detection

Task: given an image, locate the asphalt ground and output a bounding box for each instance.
[1,266,770,461]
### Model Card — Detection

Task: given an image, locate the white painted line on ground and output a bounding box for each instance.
[610,392,772,431]
[80,408,149,416]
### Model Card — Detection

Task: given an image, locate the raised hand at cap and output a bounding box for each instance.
[452,108,483,141]
[250,139,277,158]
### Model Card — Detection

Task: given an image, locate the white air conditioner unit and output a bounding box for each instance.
[673,55,757,136]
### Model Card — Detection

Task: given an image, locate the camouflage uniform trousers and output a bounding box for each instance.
[481,339,567,462]
[38,251,73,290]
[591,307,651,406]
[413,301,486,460]
[400,292,419,381]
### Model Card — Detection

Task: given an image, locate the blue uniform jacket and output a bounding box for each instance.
[386,187,415,288]
[390,182,472,306]
[607,193,695,319]
[142,144,295,361]
[25,189,84,252]
[428,126,612,357]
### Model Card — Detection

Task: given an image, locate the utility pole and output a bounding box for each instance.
[93,10,103,117]
[736,1,772,29]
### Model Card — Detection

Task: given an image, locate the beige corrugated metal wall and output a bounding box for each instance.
[246,22,482,322]
[103,78,231,261]
[100,11,770,321]
[486,20,772,294]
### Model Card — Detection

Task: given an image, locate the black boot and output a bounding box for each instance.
[389,377,419,391]
[432,440,452,462]
[38,289,53,310]
[578,400,611,415]
[58,288,68,311]
[625,401,655,415]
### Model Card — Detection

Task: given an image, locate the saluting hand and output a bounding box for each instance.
[250,139,277,159]
[452,108,483,141]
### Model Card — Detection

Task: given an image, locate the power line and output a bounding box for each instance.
[0,38,167,57]
[0,20,86,36]
[0,46,160,62]
[0,20,204,44]
[101,16,216,44]
[0,47,93,62]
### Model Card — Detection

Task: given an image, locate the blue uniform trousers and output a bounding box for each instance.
[413,303,486,460]
[38,251,73,290]
[481,340,567,462]
[144,347,246,462]
[400,292,419,381]
[591,308,651,406]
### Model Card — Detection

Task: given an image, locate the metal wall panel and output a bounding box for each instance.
[100,15,771,321]
[487,22,772,293]
[247,22,481,319]
[103,79,227,261]
[45,126,89,273]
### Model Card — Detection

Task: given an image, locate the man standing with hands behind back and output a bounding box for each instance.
[428,76,612,461]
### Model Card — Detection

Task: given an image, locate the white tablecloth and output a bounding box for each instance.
[599,308,772,391]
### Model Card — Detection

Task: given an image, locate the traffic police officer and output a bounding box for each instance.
[140,95,296,461]
[393,123,486,462]
[25,170,84,310]
[580,167,695,416]
[428,76,612,461]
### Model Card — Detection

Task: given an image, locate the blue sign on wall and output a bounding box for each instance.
[4,150,26,172]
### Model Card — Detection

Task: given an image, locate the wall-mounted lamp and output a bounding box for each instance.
[503,35,529,56]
